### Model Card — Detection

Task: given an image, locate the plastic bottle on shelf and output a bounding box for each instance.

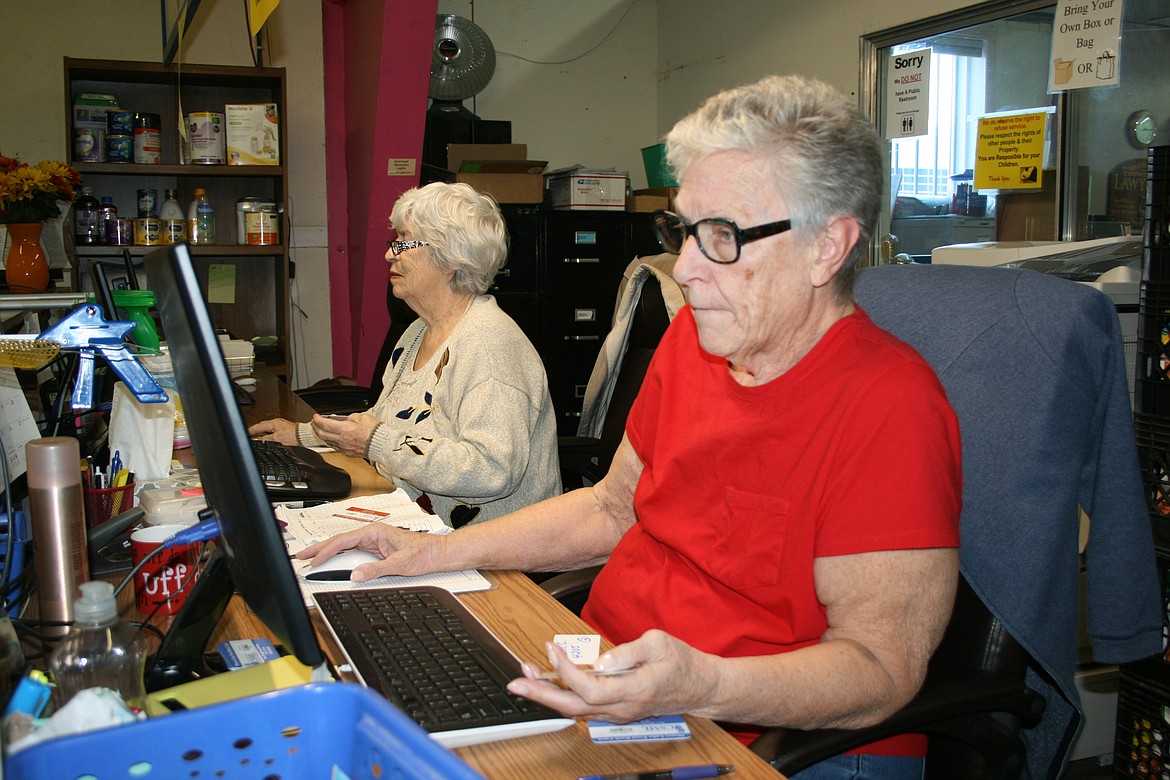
[194,201,216,245]
[97,197,117,246]
[158,189,184,221]
[47,581,147,712]
[72,186,101,246]
[188,188,215,245]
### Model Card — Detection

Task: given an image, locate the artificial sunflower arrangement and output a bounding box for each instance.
[0,153,80,224]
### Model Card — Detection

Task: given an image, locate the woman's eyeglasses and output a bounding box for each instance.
[652,210,791,264]
[387,239,429,256]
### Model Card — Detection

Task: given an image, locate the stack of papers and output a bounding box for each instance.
[276,490,491,605]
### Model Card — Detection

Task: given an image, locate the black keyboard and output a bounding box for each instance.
[250,440,352,500]
[314,586,571,746]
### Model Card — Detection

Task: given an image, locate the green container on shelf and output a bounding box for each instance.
[641,143,678,188]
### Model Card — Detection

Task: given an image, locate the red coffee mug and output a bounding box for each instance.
[130,524,201,615]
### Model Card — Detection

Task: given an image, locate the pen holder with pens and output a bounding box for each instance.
[83,483,136,531]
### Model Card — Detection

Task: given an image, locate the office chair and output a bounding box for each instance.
[295,282,407,414]
[542,262,1160,779]
[557,253,683,491]
[559,273,672,489]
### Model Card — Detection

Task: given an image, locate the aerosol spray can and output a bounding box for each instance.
[27,438,87,638]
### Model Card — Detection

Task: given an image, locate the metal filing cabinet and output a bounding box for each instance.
[542,211,629,435]
[493,208,658,436]
[491,206,541,340]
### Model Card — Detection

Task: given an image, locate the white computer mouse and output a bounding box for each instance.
[301,548,383,581]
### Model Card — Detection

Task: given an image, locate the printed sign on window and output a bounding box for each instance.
[974,112,1048,190]
[886,48,931,140]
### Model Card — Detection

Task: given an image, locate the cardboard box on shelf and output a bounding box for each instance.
[629,187,678,212]
[447,144,547,203]
[225,103,280,165]
[546,169,629,211]
[627,187,677,213]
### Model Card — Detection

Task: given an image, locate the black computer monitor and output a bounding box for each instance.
[144,242,324,674]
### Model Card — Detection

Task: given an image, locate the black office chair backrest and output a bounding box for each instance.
[296,280,404,414]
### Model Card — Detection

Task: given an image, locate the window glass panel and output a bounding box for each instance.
[1067,6,1170,240]
[870,2,1170,262]
[877,8,1058,259]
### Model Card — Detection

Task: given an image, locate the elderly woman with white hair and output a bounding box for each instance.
[250,182,560,527]
[290,76,963,780]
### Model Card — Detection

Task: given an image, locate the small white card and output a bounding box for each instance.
[588,715,692,743]
[554,633,600,665]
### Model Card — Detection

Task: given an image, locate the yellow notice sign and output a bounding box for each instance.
[208,264,237,304]
[974,112,1047,190]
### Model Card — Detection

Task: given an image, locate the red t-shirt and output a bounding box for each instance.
[581,305,962,756]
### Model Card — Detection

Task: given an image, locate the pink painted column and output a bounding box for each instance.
[322,0,436,382]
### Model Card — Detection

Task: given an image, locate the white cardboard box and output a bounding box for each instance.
[547,172,628,210]
[225,103,280,165]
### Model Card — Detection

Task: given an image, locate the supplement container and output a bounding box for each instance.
[133,217,163,247]
[106,218,133,246]
[133,112,162,164]
[105,135,132,163]
[106,110,134,137]
[160,219,186,244]
[137,188,158,218]
[235,196,274,245]
[187,111,226,164]
[245,205,280,245]
[72,92,119,163]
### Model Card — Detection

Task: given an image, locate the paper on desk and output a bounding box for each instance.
[276,490,490,603]
[0,368,39,479]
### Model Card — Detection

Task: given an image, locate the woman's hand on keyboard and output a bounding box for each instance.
[247,417,300,445]
[294,522,451,581]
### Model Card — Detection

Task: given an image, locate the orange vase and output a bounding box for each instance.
[4,223,50,293]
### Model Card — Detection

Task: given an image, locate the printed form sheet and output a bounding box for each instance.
[276,490,490,604]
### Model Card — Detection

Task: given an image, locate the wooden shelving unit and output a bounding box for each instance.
[64,57,291,373]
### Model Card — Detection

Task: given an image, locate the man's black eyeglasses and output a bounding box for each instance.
[652,210,792,264]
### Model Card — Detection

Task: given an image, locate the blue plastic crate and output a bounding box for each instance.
[5,682,484,779]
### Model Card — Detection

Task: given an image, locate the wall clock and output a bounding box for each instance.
[1128,109,1158,148]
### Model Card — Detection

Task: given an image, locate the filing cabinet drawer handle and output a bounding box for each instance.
[564,335,601,342]
[562,257,601,264]
[496,268,512,277]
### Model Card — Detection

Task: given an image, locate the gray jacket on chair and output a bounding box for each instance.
[855,263,1161,779]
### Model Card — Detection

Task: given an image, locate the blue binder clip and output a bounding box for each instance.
[39,304,169,411]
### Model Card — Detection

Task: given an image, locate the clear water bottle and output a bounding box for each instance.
[188,187,214,245]
[73,186,101,246]
[194,201,216,245]
[48,581,147,712]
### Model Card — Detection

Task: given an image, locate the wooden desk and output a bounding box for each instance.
[223,370,784,779]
